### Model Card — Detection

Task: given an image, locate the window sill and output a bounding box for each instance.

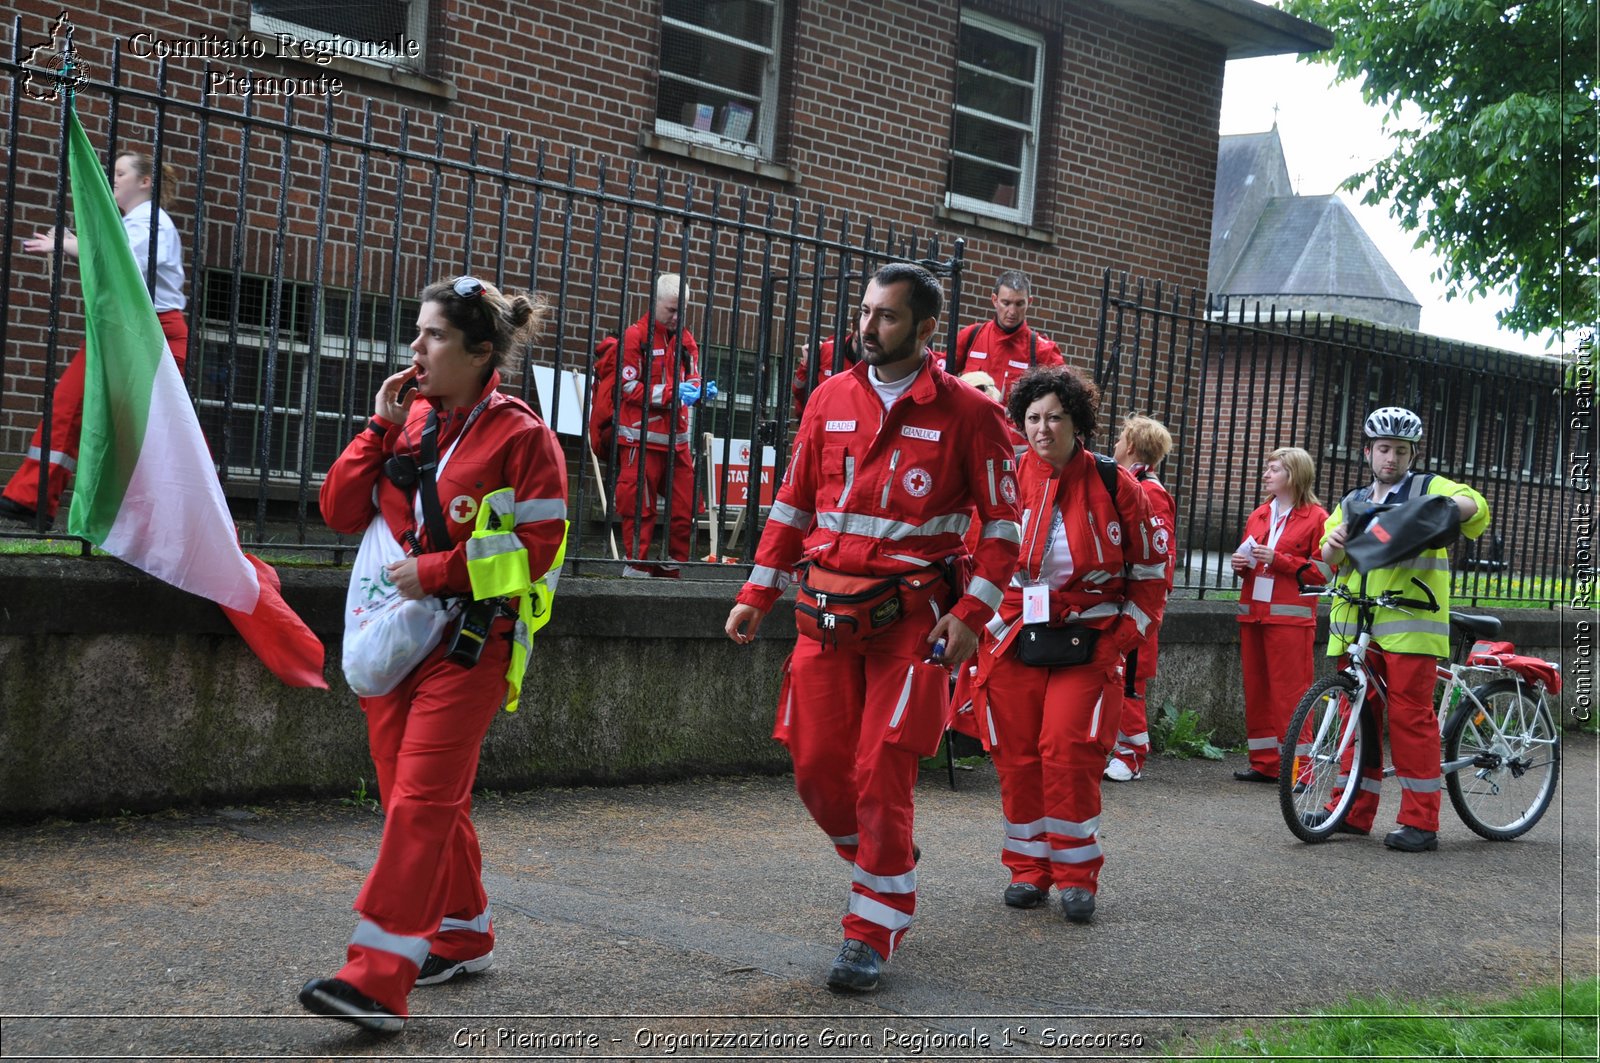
[935,205,1053,245]
[240,31,457,102]
[639,133,794,184]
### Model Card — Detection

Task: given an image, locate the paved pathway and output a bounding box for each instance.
[1,736,1593,1060]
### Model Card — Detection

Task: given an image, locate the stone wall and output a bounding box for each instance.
[0,554,1570,820]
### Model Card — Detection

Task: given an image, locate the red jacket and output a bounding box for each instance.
[949,320,1064,399]
[792,333,861,416]
[1133,467,1176,594]
[737,355,1022,634]
[616,315,701,452]
[979,445,1168,664]
[321,370,568,598]
[1236,500,1329,627]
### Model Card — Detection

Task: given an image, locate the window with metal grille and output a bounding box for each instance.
[250,0,429,74]
[195,269,418,483]
[654,0,781,159]
[947,10,1043,224]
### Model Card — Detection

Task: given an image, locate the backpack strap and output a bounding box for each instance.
[952,323,981,374]
[1091,451,1120,504]
[1029,329,1037,367]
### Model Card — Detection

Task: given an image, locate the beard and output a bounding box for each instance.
[860,330,922,369]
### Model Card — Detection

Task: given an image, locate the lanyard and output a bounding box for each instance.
[413,394,493,537]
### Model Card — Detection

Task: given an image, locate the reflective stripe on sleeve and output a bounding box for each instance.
[967,576,1003,611]
[1124,602,1154,635]
[748,565,789,590]
[981,519,1022,544]
[768,501,812,529]
[514,498,567,523]
[1129,562,1168,581]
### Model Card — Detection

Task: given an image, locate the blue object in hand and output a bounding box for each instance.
[703,379,719,403]
[678,381,701,406]
[926,638,947,663]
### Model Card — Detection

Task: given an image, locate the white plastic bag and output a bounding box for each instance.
[341,513,459,697]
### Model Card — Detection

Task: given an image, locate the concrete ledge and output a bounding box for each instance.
[0,555,1569,820]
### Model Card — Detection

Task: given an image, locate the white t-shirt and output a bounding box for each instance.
[122,201,186,312]
[867,364,918,410]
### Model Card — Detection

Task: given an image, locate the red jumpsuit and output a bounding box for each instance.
[948,320,1064,401]
[737,356,1020,960]
[969,445,1167,896]
[613,315,701,567]
[319,370,567,1017]
[792,333,860,417]
[1109,467,1176,776]
[1236,500,1328,777]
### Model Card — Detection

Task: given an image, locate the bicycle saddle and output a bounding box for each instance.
[1450,612,1502,639]
[1344,494,1461,573]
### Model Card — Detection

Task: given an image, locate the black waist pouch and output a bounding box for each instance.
[1016,623,1100,667]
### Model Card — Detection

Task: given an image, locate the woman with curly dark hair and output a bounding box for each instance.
[966,365,1169,923]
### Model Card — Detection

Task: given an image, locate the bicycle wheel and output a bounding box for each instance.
[1443,677,1561,840]
[1280,674,1372,843]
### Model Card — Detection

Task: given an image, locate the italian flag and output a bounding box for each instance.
[64,106,327,688]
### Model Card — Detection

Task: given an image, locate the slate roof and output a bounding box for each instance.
[1209,128,1420,327]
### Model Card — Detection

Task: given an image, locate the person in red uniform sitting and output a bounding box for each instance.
[946,270,1064,403]
[1231,446,1328,783]
[1104,415,1176,782]
[302,277,568,1034]
[614,273,716,578]
[966,365,1167,924]
[725,262,1021,993]
[0,150,189,530]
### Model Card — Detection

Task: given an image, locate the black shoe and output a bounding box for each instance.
[0,497,49,530]
[1059,886,1095,923]
[825,939,881,992]
[1004,882,1047,909]
[1233,768,1278,783]
[298,977,404,1034]
[1384,825,1438,852]
[1300,811,1369,836]
[414,949,494,987]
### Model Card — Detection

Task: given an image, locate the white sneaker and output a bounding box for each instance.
[1103,758,1139,782]
[621,565,654,578]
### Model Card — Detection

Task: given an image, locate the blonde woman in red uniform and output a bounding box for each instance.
[1231,446,1327,782]
[969,365,1168,923]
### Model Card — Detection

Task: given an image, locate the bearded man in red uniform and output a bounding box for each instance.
[725,263,1021,993]
[947,270,1064,402]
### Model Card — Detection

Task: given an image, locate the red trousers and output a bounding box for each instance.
[615,444,695,563]
[776,618,950,959]
[983,637,1123,893]
[1337,649,1443,832]
[3,310,189,520]
[1111,630,1160,773]
[336,622,510,1016]
[1238,624,1315,777]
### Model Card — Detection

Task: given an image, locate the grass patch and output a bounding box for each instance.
[1180,977,1598,1061]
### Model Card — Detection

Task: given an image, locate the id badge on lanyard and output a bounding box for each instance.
[1022,581,1050,624]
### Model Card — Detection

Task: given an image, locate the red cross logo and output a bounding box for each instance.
[450,494,479,523]
[902,467,933,498]
[739,443,751,463]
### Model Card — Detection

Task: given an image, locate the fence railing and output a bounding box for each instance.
[0,23,1576,607]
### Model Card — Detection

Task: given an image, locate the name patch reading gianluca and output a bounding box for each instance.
[901,425,941,442]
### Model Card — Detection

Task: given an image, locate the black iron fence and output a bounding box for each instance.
[0,23,1577,607]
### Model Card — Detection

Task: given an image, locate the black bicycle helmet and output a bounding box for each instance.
[1363,406,1424,442]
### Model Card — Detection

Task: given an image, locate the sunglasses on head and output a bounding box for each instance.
[453,276,485,301]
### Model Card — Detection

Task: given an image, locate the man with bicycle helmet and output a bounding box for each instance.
[1313,406,1490,852]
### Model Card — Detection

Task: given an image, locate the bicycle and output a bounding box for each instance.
[1279,575,1562,843]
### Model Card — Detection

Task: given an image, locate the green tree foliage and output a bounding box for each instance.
[1282,0,1596,339]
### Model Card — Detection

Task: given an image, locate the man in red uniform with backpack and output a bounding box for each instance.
[725,263,1020,993]
[946,270,1064,402]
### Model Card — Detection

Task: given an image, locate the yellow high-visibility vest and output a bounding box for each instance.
[465,487,568,711]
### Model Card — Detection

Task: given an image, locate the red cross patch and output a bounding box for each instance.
[902,466,933,498]
[450,494,479,523]
[1000,474,1018,505]
[1106,520,1122,546]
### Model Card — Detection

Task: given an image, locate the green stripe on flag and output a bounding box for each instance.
[65,106,165,542]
